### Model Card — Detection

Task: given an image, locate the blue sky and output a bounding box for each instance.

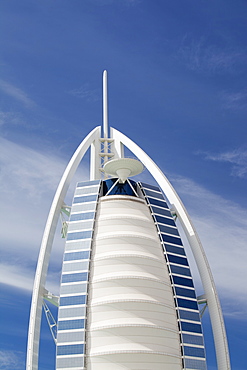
[0,0,247,369]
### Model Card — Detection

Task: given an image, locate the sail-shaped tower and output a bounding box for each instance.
[26,71,231,370]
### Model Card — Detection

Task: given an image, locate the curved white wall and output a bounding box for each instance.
[86,195,183,370]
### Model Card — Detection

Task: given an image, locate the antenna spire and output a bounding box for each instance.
[103,70,108,138]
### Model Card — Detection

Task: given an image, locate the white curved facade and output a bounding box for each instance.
[87,195,182,370]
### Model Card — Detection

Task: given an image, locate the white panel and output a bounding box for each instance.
[86,195,182,369]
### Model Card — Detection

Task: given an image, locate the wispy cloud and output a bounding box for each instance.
[177,35,246,74]
[0,350,24,370]
[0,80,36,108]
[69,84,100,102]
[200,148,247,178]
[0,263,60,295]
[220,90,247,110]
[0,110,25,127]
[0,137,87,294]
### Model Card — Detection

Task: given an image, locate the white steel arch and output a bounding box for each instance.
[26,126,101,370]
[111,127,231,370]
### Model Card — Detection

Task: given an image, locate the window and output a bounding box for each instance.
[59,305,86,319]
[184,346,205,358]
[148,197,169,209]
[179,309,200,321]
[177,298,198,310]
[64,251,90,261]
[56,356,84,368]
[181,321,202,333]
[62,261,89,273]
[173,276,194,287]
[166,244,185,256]
[155,214,176,227]
[73,194,98,204]
[70,212,95,222]
[167,254,189,266]
[74,186,99,196]
[67,230,92,241]
[161,233,183,246]
[57,330,85,343]
[58,319,85,331]
[77,180,101,187]
[151,206,172,218]
[65,240,91,251]
[182,334,204,345]
[71,202,96,213]
[140,182,160,192]
[158,224,180,237]
[175,287,196,299]
[143,189,164,200]
[62,272,88,283]
[170,264,191,277]
[183,359,206,370]
[60,295,86,306]
[67,220,94,232]
[57,344,84,356]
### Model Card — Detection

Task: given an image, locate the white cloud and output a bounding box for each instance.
[0,263,60,295]
[0,111,24,127]
[201,148,247,178]
[220,90,247,110]
[0,80,36,108]
[177,36,246,74]
[69,84,100,102]
[0,350,24,370]
[0,137,68,255]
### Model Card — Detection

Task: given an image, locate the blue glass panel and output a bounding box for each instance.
[73,194,97,204]
[179,309,200,321]
[57,344,84,356]
[140,182,160,192]
[58,319,85,330]
[152,207,172,218]
[173,276,194,287]
[161,233,183,246]
[64,251,90,261]
[70,212,95,222]
[170,264,191,276]
[182,334,204,345]
[62,272,88,283]
[181,321,202,333]
[103,178,137,196]
[166,244,185,256]
[148,197,168,209]
[175,287,196,299]
[167,254,189,266]
[155,215,176,226]
[60,295,86,306]
[177,298,198,310]
[158,224,180,236]
[183,358,206,370]
[67,230,92,241]
[77,180,101,187]
[143,189,164,200]
[184,346,205,358]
